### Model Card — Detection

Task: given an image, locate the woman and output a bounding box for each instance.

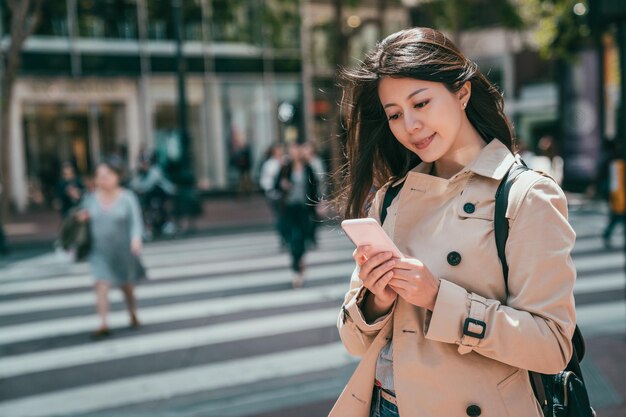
[79,156,145,338]
[275,143,318,288]
[330,28,576,417]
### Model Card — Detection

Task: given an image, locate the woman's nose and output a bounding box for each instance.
[404,111,422,132]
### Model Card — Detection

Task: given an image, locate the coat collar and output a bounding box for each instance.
[462,138,516,180]
[392,138,515,187]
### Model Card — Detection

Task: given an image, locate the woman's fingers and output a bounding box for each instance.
[388,276,409,290]
[352,245,371,265]
[358,251,393,280]
[393,257,424,270]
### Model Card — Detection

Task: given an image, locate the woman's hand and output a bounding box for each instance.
[280,179,292,191]
[353,245,398,320]
[75,210,89,223]
[131,237,143,256]
[389,258,441,311]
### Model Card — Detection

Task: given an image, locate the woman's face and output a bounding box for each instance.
[95,164,120,191]
[378,77,469,163]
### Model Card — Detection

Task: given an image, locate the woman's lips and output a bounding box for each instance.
[414,133,435,150]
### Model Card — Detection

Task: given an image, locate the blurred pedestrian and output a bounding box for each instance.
[56,162,85,219]
[301,142,326,248]
[130,153,177,239]
[0,183,8,256]
[0,225,7,256]
[275,143,318,288]
[516,140,535,166]
[331,28,576,417]
[260,143,288,248]
[230,129,253,198]
[530,134,563,185]
[78,156,146,338]
[602,140,625,247]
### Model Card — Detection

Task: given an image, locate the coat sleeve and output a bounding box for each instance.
[126,191,144,241]
[337,186,396,357]
[424,176,576,374]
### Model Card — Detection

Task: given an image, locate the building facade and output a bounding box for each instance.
[6,0,303,211]
[6,0,573,211]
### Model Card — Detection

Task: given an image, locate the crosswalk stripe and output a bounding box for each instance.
[0,342,355,417]
[574,274,625,293]
[3,296,625,380]
[0,308,339,379]
[573,253,624,271]
[0,264,620,318]
[576,301,626,337]
[0,247,354,296]
[0,229,348,283]
[0,262,355,316]
[0,283,348,346]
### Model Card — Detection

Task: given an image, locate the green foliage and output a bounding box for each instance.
[262,0,300,49]
[516,0,593,60]
[412,0,525,31]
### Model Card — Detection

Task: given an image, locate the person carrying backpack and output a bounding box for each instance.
[330,28,593,417]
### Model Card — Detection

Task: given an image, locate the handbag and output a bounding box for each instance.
[59,208,91,261]
[380,159,596,417]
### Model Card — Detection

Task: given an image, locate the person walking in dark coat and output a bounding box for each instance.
[56,162,85,219]
[275,144,318,288]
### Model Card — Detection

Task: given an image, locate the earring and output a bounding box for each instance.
[462,102,467,109]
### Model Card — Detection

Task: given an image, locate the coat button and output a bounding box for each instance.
[466,405,481,416]
[447,251,462,266]
[463,203,476,214]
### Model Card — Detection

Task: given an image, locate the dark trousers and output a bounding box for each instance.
[603,212,625,240]
[267,197,288,246]
[283,204,311,272]
[0,225,7,255]
[306,207,318,248]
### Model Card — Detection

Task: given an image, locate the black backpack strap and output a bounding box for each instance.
[494,162,530,292]
[380,180,404,225]
[495,161,588,403]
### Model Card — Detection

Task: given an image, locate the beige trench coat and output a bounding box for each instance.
[329,140,577,417]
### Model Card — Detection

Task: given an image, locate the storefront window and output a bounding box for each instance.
[77,0,138,39]
[22,102,126,208]
[151,78,207,187]
[221,80,301,188]
[311,22,333,71]
[222,81,270,187]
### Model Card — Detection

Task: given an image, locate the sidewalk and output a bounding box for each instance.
[2,193,277,249]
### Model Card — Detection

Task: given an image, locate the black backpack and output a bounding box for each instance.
[380,162,596,417]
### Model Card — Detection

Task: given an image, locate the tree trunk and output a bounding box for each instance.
[0,0,43,227]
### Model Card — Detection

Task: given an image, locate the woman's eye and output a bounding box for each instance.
[414,100,429,109]
[387,113,400,121]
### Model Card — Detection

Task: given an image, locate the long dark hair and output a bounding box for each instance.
[338,27,515,219]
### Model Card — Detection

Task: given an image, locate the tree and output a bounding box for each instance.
[0,0,44,227]
[515,0,593,61]
[409,0,525,45]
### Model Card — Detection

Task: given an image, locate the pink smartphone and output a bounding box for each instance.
[341,218,403,258]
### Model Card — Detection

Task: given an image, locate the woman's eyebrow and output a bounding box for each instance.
[406,88,429,100]
[383,88,429,109]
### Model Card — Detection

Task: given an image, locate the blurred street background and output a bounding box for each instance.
[1,0,626,416]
